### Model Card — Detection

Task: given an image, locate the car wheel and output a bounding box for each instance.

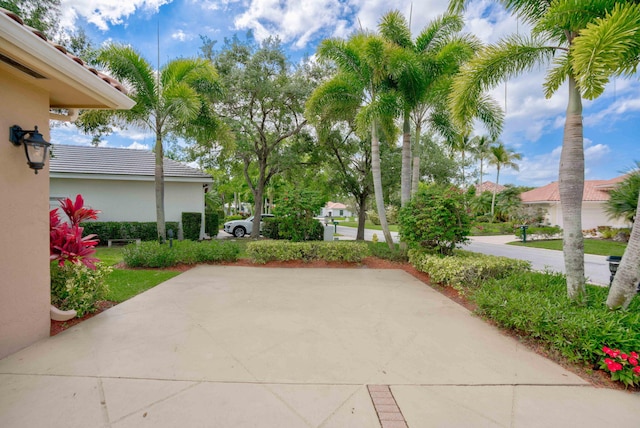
[233,226,246,238]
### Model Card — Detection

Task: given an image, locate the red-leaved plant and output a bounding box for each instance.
[50,195,100,269]
[601,346,640,388]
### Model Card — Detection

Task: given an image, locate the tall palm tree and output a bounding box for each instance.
[448,0,640,303]
[572,3,640,309]
[488,143,521,219]
[78,45,221,241]
[314,33,400,249]
[470,134,494,188]
[379,11,502,204]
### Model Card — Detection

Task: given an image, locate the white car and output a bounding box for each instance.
[223,214,275,238]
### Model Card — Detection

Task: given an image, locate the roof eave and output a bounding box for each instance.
[0,13,135,110]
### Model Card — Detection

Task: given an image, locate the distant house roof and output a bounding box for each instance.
[326,201,348,210]
[520,176,626,203]
[50,145,212,182]
[475,181,506,194]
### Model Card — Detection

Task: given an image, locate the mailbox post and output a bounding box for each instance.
[519,225,529,243]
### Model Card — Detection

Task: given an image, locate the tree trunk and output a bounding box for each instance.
[560,76,586,303]
[371,122,394,249]
[356,193,367,241]
[411,156,420,196]
[251,168,266,238]
[155,132,166,242]
[491,167,500,219]
[400,112,411,206]
[412,122,422,196]
[607,196,640,308]
[479,159,484,189]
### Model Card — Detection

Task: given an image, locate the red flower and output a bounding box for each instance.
[634,366,640,376]
[612,349,621,358]
[603,346,612,356]
[630,357,638,366]
[631,352,639,359]
[621,354,628,360]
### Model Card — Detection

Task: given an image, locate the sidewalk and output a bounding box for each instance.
[1,266,637,427]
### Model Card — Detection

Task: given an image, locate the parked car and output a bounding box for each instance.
[223,214,275,238]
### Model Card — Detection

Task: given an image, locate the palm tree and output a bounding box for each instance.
[314,33,400,249]
[448,0,640,303]
[379,11,502,204]
[470,134,494,188]
[488,143,521,219]
[572,3,640,308]
[78,45,221,241]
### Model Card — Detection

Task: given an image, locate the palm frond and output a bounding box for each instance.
[97,44,156,107]
[378,10,412,48]
[544,53,570,98]
[572,2,640,100]
[415,14,464,53]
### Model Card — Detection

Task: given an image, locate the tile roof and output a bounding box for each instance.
[0,7,127,94]
[475,181,506,194]
[50,145,212,180]
[520,176,626,203]
[326,201,347,209]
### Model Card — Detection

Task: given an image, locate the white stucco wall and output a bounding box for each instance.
[528,201,628,229]
[50,176,208,237]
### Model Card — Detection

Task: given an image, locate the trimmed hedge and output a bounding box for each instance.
[514,225,562,240]
[123,240,240,268]
[246,241,370,264]
[182,212,202,241]
[409,249,530,291]
[473,271,640,366]
[205,210,220,237]
[81,221,180,243]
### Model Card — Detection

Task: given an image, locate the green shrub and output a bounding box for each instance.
[385,205,399,224]
[262,217,280,239]
[473,271,640,366]
[205,210,219,237]
[471,221,515,236]
[367,210,380,225]
[123,240,240,268]
[409,249,530,291]
[399,184,471,255]
[367,242,408,262]
[182,212,202,241]
[273,188,326,241]
[51,262,112,317]
[514,225,562,240]
[225,214,243,222]
[246,241,369,264]
[81,221,180,243]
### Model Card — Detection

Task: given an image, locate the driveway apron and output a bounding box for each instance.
[0,266,638,427]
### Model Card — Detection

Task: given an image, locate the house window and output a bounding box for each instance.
[339,209,344,216]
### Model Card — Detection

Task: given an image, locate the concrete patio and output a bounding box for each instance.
[1,266,638,427]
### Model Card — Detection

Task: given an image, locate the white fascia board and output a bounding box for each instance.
[0,13,135,110]
[50,172,213,184]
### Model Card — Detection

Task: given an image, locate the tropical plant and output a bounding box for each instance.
[448,0,640,304]
[313,32,400,249]
[398,183,471,255]
[77,45,222,242]
[273,188,327,242]
[488,143,521,219]
[470,134,495,187]
[605,168,639,224]
[378,11,501,202]
[50,194,100,269]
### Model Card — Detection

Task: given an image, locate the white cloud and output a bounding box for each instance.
[126,142,151,150]
[171,29,193,41]
[60,0,173,31]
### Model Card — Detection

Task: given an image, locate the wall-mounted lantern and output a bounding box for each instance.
[9,125,51,174]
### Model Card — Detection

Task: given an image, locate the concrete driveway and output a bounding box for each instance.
[1,266,638,427]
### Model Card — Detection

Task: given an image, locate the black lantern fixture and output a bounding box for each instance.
[9,125,51,174]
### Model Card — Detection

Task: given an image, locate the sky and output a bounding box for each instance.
[51,0,640,187]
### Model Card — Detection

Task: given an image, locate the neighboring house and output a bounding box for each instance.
[475,181,506,194]
[0,8,134,358]
[520,176,628,229]
[49,145,213,240]
[321,201,353,218]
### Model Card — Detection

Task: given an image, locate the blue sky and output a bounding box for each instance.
[53,0,640,187]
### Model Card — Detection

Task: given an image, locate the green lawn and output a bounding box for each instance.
[508,238,627,256]
[95,246,181,302]
[339,220,399,232]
